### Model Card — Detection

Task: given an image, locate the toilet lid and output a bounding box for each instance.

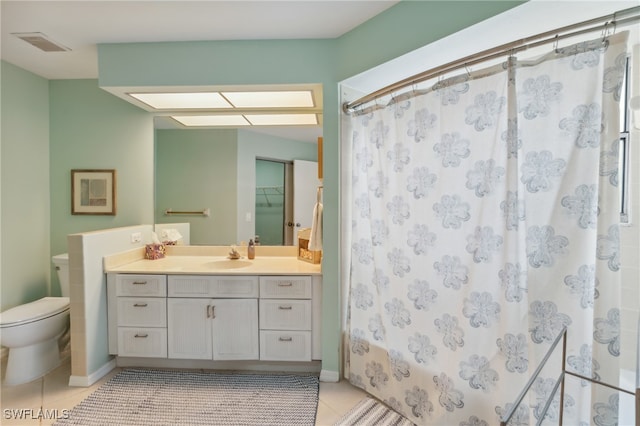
[0,297,70,327]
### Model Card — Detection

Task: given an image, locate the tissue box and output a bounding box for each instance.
[145,244,166,260]
[297,228,321,264]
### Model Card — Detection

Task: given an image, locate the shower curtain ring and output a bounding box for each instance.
[602,21,610,42]
[552,35,559,53]
[464,64,471,77]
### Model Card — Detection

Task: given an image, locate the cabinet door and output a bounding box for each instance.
[167,298,212,360]
[210,299,259,360]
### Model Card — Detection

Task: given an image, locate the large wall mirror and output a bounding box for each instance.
[154,121,322,246]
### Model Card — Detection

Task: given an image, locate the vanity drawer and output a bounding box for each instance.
[116,274,167,297]
[259,276,311,299]
[260,330,311,361]
[117,327,167,358]
[259,299,311,330]
[168,275,259,298]
[117,298,166,327]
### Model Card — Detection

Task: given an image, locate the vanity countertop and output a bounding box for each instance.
[104,246,321,275]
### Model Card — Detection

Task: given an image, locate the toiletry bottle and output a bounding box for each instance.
[248,239,255,259]
[254,235,260,245]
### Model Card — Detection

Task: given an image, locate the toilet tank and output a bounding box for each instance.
[52,253,69,297]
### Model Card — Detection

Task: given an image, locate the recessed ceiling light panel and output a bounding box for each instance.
[172,115,249,127]
[245,114,318,126]
[129,92,233,110]
[222,91,315,108]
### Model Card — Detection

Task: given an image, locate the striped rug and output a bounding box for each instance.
[333,397,415,426]
[54,369,319,425]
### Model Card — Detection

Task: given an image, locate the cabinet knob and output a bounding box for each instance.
[133,303,148,307]
[134,333,148,338]
[278,305,293,310]
[278,337,293,342]
[132,281,147,285]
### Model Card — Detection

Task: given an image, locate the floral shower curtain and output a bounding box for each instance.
[345,32,628,425]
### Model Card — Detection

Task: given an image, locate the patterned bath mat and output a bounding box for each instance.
[54,369,319,425]
[333,397,415,426]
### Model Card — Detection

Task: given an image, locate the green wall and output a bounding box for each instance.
[334,1,526,80]
[255,160,286,246]
[1,62,50,310]
[155,129,238,245]
[48,80,155,293]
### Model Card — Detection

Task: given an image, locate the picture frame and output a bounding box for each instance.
[71,169,116,215]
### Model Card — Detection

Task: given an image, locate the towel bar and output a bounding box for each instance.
[164,208,210,217]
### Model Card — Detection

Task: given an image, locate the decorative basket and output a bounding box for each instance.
[297,228,321,264]
[145,243,166,260]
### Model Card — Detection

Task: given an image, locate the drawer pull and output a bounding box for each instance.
[206,305,216,319]
[278,282,293,287]
[134,333,148,338]
[278,305,293,310]
[133,303,148,307]
[279,337,293,342]
[132,281,147,285]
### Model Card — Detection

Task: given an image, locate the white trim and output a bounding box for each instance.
[320,369,339,382]
[115,357,321,373]
[68,358,116,387]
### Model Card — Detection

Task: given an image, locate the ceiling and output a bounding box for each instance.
[1,0,399,142]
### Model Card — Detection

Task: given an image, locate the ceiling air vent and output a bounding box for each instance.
[12,32,70,52]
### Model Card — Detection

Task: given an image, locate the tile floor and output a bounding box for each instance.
[0,356,369,426]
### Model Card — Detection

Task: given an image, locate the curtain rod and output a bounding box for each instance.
[343,6,640,114]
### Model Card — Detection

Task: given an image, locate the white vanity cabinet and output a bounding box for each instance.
[111,274,168,358]
[166,275,259,360]
[259,276,312,361]
[107,270,322,368]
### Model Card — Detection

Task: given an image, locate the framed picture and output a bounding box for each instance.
[71,169,116,215]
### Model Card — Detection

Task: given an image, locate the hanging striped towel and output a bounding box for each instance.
[308,187,323,251]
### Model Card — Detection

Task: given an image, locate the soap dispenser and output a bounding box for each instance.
[248,239,255,260]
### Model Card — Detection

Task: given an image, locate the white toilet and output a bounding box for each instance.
[0,254,71,385]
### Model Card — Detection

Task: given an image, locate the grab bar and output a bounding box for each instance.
[501,326,639,426]
[500,327,568,426]
[164,208,210,217]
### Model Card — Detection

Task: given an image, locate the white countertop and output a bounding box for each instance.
[105,255,321,275]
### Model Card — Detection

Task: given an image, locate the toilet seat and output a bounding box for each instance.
[0,297,69,328]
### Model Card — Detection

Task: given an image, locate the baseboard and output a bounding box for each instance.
[115,357,322,374]
[68,358,116,387]
[320,369,339,382]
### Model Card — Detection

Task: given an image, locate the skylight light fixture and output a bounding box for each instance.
[129,92,233,109]
[221,91,315,108]
[172,115,249,127]
[245,114,318,126]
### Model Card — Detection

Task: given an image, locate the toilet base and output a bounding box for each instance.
[3,336,62,386]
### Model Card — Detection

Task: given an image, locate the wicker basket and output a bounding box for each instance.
[297,229,322,264]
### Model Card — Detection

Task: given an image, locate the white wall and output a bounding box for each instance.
[620,43,640,372]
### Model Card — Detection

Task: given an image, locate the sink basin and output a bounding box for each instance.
[206,259,252,269]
